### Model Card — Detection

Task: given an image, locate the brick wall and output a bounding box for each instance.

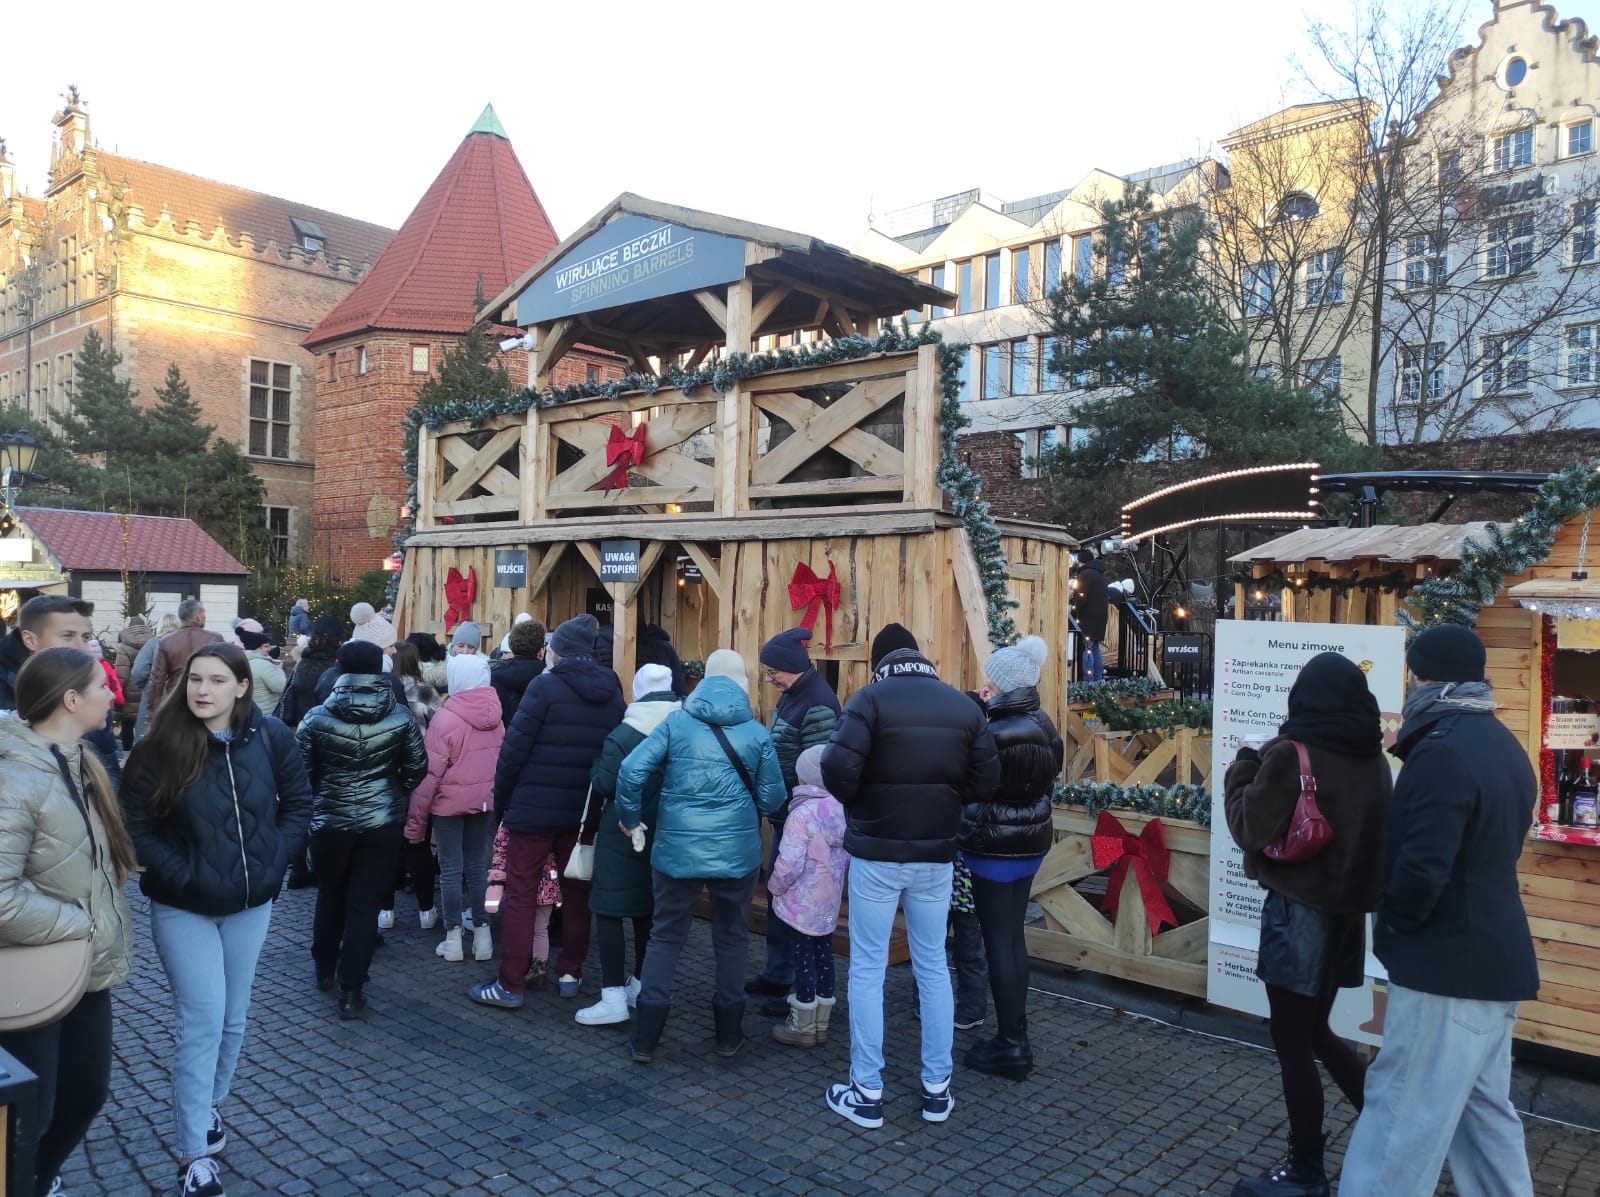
[312,337,627,576]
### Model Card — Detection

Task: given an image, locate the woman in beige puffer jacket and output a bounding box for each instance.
[0,646,138,1197]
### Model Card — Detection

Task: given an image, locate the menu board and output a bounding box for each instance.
[1208,620,1406,1044]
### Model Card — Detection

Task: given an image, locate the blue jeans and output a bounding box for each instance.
[845,858,954,1092]
[763,827,795,985]
[149,900,274,1160]
[1083,640,1104,682]
[433,811,492,931]
[1340,984,1532,1197]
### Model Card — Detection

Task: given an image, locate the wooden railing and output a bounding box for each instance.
[415,344,942,528]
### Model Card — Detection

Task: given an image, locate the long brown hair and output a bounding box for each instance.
[392,641,423,683]
[14,647,138,882]
[125,642,255,819]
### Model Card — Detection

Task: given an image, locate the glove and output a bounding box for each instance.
[630,823,648,853]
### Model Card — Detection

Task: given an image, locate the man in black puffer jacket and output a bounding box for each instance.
[1071,550,1109,681]
[296,640,428,1015]
[820,624,998,1130]
[472,613,625,1009]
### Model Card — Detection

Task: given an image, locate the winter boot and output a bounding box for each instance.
[772,995,819,1047]
[338,989,368,1020]
[436,927,464,962]
[815,995,837,1044]
[963,1033,1033,1081]
[472,924,493,962]
[713,999,747,1058]
[575,987,631,1026]
[632,1002,670,1063]
[1230,1135,1329,1197]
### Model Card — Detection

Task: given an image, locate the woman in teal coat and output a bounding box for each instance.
[575,664,681,1027]
[616,650,785,1062]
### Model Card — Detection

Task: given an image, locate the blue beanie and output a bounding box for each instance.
[760,627,813,674]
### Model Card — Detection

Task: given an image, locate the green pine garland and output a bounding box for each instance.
[1053,780,1212,827]
[1087,695,1212,733]
[1398,461,1600,635]
[396,326,1020,645]
[1068,677,1166,704]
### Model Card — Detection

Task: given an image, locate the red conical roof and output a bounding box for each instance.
[304,106,557,348]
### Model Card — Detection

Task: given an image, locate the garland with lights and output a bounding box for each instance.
[1068,677,1167,704]
[1399,461,1600,634]
[1053,780,1212,827]
[1231,569,1415,598]
[394,326,1020,645]
[1087,695,1212,733]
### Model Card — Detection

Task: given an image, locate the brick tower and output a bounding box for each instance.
[304,105,621,575]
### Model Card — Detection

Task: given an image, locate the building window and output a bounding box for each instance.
[1242,262,1277,316]
[584,364,600,384]
[357,345,369,375]
[59,237,79,309]
[290,217,325,255]
[264,506,291,562]
[50,352,73,412]
[1438,152,1463,185]
[984,252,1002,310]
[957,260,976,314]
[1568,121,1595,158]
[1012,248,1031,304]
[1480,333,1531,396]
[1304,250,1344,305]
[1044,240,1063,290]
[1276,192,1319,222]
[1484,213,1535,278]
[1490,127,1534,173]
[982,344,1008,400]
[1399,342,1445,410]
[1566,324,1599,386]
[1041,336,1062,390]
[1572,202,1598,266]
[1011,338,1032,395]
[327,352,337,381]
[410,345,429,374]
[930,263,948,318]
[1303,355,1342,401]
[1072,235,1093,283]
[248,359,292,459]
[31,360,48,418]
[955,351,972,403]
[1404,233,1448,288]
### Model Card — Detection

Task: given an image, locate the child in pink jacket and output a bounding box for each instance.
[769,745,848,1049]
[406,654,503,963]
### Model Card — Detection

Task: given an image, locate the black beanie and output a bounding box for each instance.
[1406,623,1486,684]
[760,627,813,674]
[336,640,384,675]
[870,622,919,669]
[311,615,344,639]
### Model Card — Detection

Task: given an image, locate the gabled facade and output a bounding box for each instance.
[304,107,624,576]
[0,91,393,560]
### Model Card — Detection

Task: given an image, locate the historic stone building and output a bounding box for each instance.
[303,106,624,576]
[0,91,393,559]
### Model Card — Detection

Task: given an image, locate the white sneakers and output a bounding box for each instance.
[575,987,631,1025]
[472,924,493,962]
[419,907,438,930]
[624,975,641,1009]
[437,927,464,962]
[377,909,395,930]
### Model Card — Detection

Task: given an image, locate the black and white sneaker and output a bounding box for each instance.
[178,1157,225,1197]
[921,1078,955,1123]
[45,1178,65,1197]
[825,1080,885,1129]
[205,1107,227,1155]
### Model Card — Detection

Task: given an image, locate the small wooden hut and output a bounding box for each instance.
[397,193,1077,717]
[1230,517,1600,1058]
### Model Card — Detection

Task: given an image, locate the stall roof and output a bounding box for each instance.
[19,508,250,576]
[480,193,955,357]
[1227,523,1493,567]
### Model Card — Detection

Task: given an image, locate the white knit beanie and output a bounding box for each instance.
[704,649,750,694]
[984,635,1049,693]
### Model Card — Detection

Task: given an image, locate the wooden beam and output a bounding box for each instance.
[544,484,711,511]
[747,475,904,501]
[431,494,521,519]
[533,318,578,389]
[433,425,524,505]
[751,379,908,484]
[750,284,793,333]
[693,289,729,331]
[716,381,743,515]
[520,408,542,524]
[951,525,996,668]
[908,343,943,508]
[415,427,438,530]
[679,542,725,600]
[725,277,754,356]
[524,541,569,599]
[407,509,945,549]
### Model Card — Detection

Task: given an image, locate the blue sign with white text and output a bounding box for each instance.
[515,214,747,324]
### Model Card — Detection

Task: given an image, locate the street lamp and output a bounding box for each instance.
[0,431,39,510]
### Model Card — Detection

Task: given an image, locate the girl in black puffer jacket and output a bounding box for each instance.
[959,636,1063,1082]
[296,640,427,1018]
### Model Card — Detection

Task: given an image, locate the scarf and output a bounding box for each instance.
[1276,652,1383,756]
[1401,679,1497,725]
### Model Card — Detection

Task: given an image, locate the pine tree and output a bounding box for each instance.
[414,280,518,409]
[53,328,140,456]
[1040,189,1374,533]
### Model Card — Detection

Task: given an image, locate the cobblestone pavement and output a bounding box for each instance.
[56,885,1600,1196]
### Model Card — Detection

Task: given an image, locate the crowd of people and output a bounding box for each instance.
[0,590,1544,1197]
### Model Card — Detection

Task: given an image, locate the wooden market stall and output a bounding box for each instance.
[396,194,1079,715]
[1229,518,1600,1057]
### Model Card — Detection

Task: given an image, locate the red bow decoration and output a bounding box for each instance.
[787,561,841,651]
[443,565,477,633]
[1090,811,1177,933]
[596,421,648,492]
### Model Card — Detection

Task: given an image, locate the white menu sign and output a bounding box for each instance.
[1208,620,1406,1044]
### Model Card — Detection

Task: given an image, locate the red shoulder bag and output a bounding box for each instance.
[1261,741,1333,862]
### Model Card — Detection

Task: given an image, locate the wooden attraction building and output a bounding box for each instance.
[1230,518,1600,1057]
[395,195,1078,714]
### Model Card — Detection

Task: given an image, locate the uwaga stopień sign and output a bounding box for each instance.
[599,540,641,583]
[514,214,747,324]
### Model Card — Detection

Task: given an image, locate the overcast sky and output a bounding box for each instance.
[4,1,1478,250]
